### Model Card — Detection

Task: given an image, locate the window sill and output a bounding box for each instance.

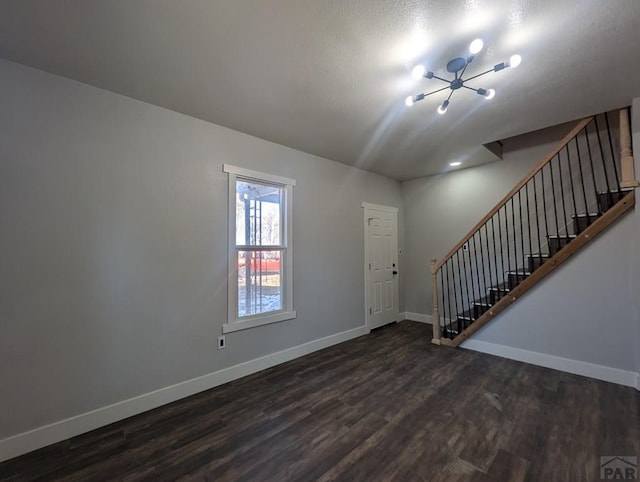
[222,310,297,334]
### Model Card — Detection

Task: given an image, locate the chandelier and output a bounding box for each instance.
[405,39,521,114]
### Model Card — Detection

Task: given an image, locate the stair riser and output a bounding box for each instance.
[458,305,490,322]
[549,237,572,255]
[573,216,598,235]
[507,273,528,287]
[489,290,508,305]
[443,318,469,338]
[454,304,489,325]
[473,304,491,318]
[527,257,548,272]
[442,327,458,339]
[598,191,627,212]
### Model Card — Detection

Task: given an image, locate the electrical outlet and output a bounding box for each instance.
[217,336,226,350]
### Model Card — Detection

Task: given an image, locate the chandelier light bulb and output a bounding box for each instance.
[405,95,415,107]
[437,101,449,115]
[411,64,426,79]
[509,54,522,68]
[484,89,496,100]
[469,39,484,54]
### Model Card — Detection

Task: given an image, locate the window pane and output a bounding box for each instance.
[237,250,282,317]
[236,180,282,246]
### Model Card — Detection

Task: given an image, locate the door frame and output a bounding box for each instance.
[362,202,399,331]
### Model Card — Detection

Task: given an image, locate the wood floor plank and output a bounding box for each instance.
[471,449,530,482]
[1,321,638,482]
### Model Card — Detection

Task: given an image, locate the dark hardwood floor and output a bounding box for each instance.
[1,321,639,481]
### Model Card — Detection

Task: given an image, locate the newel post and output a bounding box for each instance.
[620,107,639,188]
[431,258,441,345]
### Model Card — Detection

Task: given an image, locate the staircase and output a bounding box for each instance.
[430,109,638,347]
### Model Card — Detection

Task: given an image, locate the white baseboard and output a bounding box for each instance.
[403,312,455,326]
[402,313,640,390]
[461,339,640,390]
[403,312,432,323]
[0,324,369,463]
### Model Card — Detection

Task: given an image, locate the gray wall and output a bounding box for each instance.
[0,59,403,440]
[402,122,573,315]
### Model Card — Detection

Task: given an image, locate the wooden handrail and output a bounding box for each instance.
[434,116,593,272]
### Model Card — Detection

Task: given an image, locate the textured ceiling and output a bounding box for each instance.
[1,0,639,180]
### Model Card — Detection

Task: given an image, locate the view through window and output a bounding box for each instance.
[235,179,284,317]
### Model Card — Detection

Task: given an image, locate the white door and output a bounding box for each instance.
[363,203,399,330]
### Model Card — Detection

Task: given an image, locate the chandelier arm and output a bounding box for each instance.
[445,89,455,102]
[420,85,453,97]
[463,68,496,83]
[461,85,480,92]
[458,62,471,80]
[430,74,452,84]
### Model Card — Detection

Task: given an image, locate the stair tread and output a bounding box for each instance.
[548,234,577,239]
[489,282,511,292]
[457,309,477,321]
[473,296,494,307]
[506,270,532,275]
[442,326,459,338]
[571,212,601,218]
[526,253,550,258]
[597,187,634,195]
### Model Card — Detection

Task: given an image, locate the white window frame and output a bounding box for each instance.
[223,164,296,333]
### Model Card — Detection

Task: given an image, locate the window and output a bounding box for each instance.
[223,164,296,333]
